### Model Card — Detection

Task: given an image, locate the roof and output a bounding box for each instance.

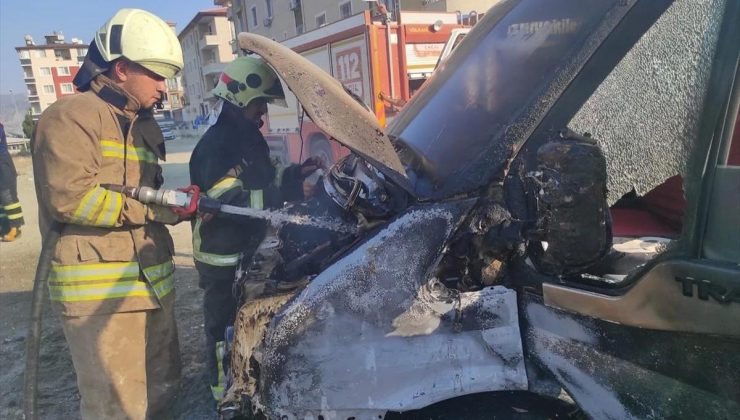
[178,7,228,40]
[16,43,87,51]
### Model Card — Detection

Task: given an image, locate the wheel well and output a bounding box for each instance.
[384,391,584,420]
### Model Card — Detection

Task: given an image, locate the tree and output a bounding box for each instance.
[22,109,35,139]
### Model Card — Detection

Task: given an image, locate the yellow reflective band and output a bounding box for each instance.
[192,219,240,267]
[49,280,154,302]
[150,273,175,298]
[93,190,122,227]
[250,190,263,210]
[48,262,175,302]
[211,341,226,401]
[100,140,158,163]
[51,262,140,282]
[142,260,175,281]
[4,202,21,211]
[207,177,243,199]
[70,187,123,227]
[7,213,24,220]
[142,260,176,298]
[71,187,104,223]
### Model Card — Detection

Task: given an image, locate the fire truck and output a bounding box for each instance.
[261,9,475,165]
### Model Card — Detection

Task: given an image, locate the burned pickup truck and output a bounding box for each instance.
[220,0,740,418]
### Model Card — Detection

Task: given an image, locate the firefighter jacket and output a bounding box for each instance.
[189,110,304,278]
[32,75,178,317]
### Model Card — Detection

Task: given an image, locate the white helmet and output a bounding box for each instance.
[95,8,183,79]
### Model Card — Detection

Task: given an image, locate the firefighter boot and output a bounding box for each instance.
[2,227,21,242]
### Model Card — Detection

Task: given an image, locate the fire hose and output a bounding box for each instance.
[24,185,356,418]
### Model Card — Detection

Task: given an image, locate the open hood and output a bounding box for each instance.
[238,33,409,190]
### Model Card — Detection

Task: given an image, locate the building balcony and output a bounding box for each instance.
[199,34,220,51]
[28,95,39,101]
[202,61,227,76]
[20,59,31,65]
[24,77,35,83]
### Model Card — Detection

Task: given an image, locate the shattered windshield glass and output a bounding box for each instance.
[389,0,636,199]
[569,0,727,205]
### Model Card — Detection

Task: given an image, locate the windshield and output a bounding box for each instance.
[389,0,639,199]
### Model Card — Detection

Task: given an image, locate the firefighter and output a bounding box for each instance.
[31,9,184,419]
[189,56,322,400]
[0,122,24,241]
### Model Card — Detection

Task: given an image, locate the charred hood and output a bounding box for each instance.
[238,32,411,194]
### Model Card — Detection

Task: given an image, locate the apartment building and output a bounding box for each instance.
[15,29,186,122]
[217,0,495,42]
[161,22,186,121]
[15,32,87,120]
[178,7,236,124]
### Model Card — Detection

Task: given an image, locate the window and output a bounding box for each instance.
[18,50,30,59]
[238,13,248,33]
[293,0,304,34]
[54,49,71,60]
[265,0,273,18]
[23,68,33,78]
[251,5,258,27]
[564,0,726,280]
[316,12,326,28]
[340,2,352,19]
[31,49,46,58]
[43,85,55,94]
[57,66,70,76]
[77,48,88,57]
[40,67,51,76]
[60,83,74,94]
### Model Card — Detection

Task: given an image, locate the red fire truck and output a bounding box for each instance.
[262,10,474,165]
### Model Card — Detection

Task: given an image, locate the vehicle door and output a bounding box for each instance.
[516,0,740,418]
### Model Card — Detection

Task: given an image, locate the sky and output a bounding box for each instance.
[0,0,216,96]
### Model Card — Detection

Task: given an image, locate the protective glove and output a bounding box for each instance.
[300,156,326,178]
[146,204,180,225]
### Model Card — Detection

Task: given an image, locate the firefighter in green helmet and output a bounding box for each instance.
[189,56,323,400]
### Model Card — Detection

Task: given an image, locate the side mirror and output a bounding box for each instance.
[526,130,612,276]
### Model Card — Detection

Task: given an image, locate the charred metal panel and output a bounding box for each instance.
[251,200,527,417]
[523,293,740,419]
[543,259,740,337]
[569,0,727,204]
[224,292,298,414]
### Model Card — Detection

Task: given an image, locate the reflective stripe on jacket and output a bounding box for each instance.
[32,75,175,316]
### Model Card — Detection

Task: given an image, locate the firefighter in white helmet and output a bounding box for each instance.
[189,56,323,400]
[32,9,184,419]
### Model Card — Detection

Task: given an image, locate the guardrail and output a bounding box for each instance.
[7,137,30,154]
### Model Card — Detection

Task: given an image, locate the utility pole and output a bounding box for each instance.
[9,89,20,120]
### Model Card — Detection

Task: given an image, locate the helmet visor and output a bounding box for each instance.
[138,61,181,79]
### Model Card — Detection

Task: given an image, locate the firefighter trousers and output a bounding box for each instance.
[199,271,237,393]
[61,294,181,420]
[0,153,23,232]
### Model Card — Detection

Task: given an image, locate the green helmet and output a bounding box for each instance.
[95,8,183,79]
[212,56,287,108]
